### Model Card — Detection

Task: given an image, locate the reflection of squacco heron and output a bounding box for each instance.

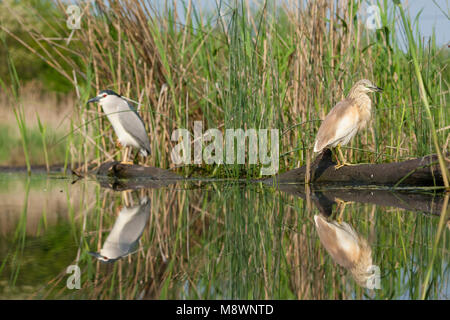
[314,214,376,288]
[313,79,383,169]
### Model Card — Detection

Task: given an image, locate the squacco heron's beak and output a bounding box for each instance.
[371,85,383,92]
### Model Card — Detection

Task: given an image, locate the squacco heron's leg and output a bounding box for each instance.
[335,198,353,223]
[334,144,357,170]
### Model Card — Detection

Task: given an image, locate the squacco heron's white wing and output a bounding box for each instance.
[313,100,359,153]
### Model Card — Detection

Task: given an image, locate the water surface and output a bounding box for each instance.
[0,172,448,299]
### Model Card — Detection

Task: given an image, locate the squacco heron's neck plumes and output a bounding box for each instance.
[313,79,383,169]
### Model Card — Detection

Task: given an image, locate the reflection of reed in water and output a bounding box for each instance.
[314,214,377,288]
[89,196,151,263]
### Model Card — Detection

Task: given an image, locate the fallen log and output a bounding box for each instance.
[96,161,181,179]
[94,161,182,191]
[266,149,449,187]
[92,151,449,188]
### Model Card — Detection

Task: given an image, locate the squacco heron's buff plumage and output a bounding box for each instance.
[313,79,382,168]
[314,214,375,288]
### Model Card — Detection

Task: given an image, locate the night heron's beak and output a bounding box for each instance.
[87,96,101,104]
[88,251,102,259]
[88,251,116,263]
[371,85,383,92]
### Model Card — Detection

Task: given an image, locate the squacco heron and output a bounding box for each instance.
[313,79,382,169]
[314,214,377,288]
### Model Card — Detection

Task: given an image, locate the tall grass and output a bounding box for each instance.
[0,32,31,173]
[394,1,449,188]
[1,0,448,177]
[36,114,50,172]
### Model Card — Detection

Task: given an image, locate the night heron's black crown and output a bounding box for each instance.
[99,89,121,97]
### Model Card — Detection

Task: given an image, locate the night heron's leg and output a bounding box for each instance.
[122,190,130,207]
[121,146,133,165]
[128,191,135,206]
[122,146,128,163]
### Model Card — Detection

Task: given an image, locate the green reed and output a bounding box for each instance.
[36,114,50,172]
[395,1,449,188]
[0,33,31,173]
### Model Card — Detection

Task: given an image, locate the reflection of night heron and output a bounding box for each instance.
[314,214,378,288]
[89,197,151,263]
[313,79,382,169]
[87,90,151,164]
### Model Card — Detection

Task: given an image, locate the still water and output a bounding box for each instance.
[0,172,448,299]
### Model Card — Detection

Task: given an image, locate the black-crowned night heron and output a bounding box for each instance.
[313,79,382,169]
[89,197,151,263]
[87,90,151,164]
[314,214,378,288]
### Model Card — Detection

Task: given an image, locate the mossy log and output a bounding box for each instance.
[266,149,449,187]
[94,161,182,191]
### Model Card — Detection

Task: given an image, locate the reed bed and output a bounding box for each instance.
[0,0,448,177]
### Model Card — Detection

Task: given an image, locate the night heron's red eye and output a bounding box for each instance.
[103,94,107,97]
